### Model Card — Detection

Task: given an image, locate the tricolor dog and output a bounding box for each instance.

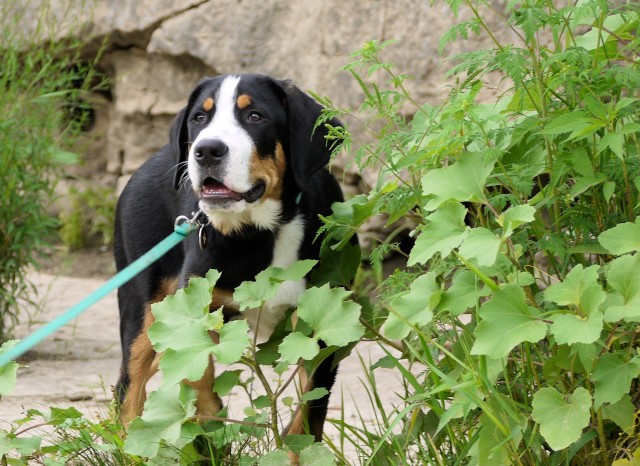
[114,74,348,441]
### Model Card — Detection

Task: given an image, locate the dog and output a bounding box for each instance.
[113,74,349,443]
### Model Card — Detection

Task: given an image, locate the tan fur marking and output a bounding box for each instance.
[237,94,252,109]
[250,141,286,201]
[184,357,223,416]
[203,97,214,111]
[120,278,178,425]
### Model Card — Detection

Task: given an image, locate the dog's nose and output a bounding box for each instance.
[193,139,229,165]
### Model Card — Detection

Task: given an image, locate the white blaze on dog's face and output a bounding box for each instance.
[186,75,288,234]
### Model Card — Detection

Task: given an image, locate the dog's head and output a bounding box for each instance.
[170,74,341,234]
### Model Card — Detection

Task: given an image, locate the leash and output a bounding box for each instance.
[0,210,204,368]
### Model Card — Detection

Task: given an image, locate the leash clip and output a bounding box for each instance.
[174,209,205,237]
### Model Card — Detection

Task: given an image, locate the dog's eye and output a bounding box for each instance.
[193,112,206,123]
[247,111,263,122]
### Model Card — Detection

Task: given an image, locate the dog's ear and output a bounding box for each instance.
[279,80,343,189]
[170,106,190,190]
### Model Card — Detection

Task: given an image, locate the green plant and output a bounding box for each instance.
[315,0,640,463]
[59,185,117,250]
[0,0,103,339]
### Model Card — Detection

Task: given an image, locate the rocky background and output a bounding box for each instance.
[23,0,514,215]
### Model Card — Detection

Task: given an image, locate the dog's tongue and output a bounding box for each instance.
[202,179,242,199]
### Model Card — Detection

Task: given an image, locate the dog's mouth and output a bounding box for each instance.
[199,178,265,204]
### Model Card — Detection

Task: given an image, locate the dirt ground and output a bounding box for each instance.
[0,248,408,457]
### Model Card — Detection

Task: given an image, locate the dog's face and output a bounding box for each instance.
[171,74,340,234]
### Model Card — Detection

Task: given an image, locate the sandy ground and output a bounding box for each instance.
[0,266,409,460]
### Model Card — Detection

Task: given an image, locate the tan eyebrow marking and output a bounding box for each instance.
[203,97,214,111]
[236,94,252,109]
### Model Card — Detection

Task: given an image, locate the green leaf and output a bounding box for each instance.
[592,354,640,408]
[124,384,200,458]
[603,181,615,202]
[602,394,635,433]
[301,388,329,402]
[544,264,600,306]
[458,227,501,266]
[213,370,241,397]
[258,449,291,465]
[471,284,547,359]
[234,261,317,310]
[408,202,468,266]
[299,443,335,466]
[278,332,320,364]
[531,387,592,451]
[598,132,625,160]
[150,270,249,384]
[604,254,640,322]
[384,272,439,339]
[211,319,249,364]
[310,241,360,287]
[297,284,364,347]
[599,223,640,255]
[550,305,603,345]
[285,434,315,455]
[439,269,490,316]
[498,204,535,238]
[421,151,495,211]
[0,340,20,395]
[545,265,605,344]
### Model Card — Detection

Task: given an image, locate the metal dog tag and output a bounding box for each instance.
[198,225,208,250]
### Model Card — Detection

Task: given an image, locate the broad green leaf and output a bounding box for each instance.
[213,319,250,364]
[124,384,200,458]
[310,241,360,287]
[384,272,439,339]
[471,284,547,359]
[604,254,640,322]
[297,284,364,347]
[599,223,640,255]
[258,449,290,465]
[458,227,501,266]
[213,370,241,397]
[278,332,320,364]
[544,264,600,306]
[408,202,468,266]
[531,387,592,451]
[550,306,603,345]
[0,340,19,395]
[299,443,335,466]
[421,151,495,211]
[545,265,605,344]
[439,269,490,316]
[234,261,316,310]
[498,204,535,238]
[592,354,640,408]
[285,434,315,455]
[150,270,249,383]
[602,394,635,433]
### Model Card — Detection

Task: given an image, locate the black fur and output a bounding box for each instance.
[114,74,348,441]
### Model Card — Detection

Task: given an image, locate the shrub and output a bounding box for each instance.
[317,0,640,463]
[0,0,102,339]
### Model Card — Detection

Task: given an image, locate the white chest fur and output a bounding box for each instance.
[244,215,307,342]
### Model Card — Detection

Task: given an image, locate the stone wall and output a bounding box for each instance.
[36,0,513,199]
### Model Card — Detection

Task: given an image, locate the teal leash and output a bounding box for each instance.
[0,211,202,368]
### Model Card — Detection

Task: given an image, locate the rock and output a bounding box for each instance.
[21,0,518,239]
